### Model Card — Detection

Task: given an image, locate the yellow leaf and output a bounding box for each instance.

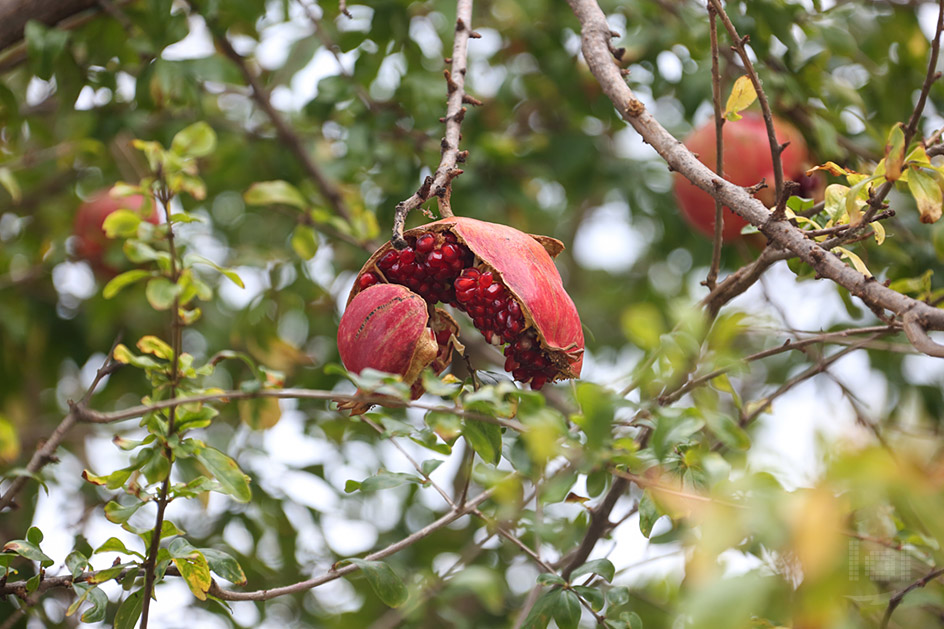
[724,75,757,121]
[872,220,886,245]
[884,123,906,182]
[807,161,858,178]
[238,397,282,430]
[907,167,943,224]
[835,246,872,277]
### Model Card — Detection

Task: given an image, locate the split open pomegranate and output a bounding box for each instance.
[341,217,584,390]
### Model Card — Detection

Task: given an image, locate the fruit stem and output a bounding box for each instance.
[391,0,476,247]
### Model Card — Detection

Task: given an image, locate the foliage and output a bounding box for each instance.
[1,0,944,628]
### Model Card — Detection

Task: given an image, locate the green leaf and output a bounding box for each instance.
[145,277,182,310]
[244,180,307,209]
[572,558,615,583]
[104,499,145,524]
[463,421,502,465]
[0,167,22,203]
[65,550,88,578]
[884,122,906,181]
[552,588,581,629]
[357,470,422,492]
[185,254,245,288]
[24,20,70,81]
[114,589,145,629]
[348,558,408,607]
[573,585,604,611]
[574,382,614,450]
[537,573,566,586]
[291,225,319,260]
[103,270,151,299]
[201,548,247,585]
[520,590,556,629]
[171,121,217,158]
[193,446,252,503]
[94,537,144,559]
[80,586,109,623]
[26,526,43,545]
[638,491,660,538]
[908,167,943,224]
[2,539,54,567]
[103,209,142,238]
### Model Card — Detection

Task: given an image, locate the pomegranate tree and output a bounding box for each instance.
[338,217,584,391]
[674,112,818,241]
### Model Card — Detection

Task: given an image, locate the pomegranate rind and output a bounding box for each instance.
[446,217,583,377]
[337,283,438,385]
[349,217,584,380]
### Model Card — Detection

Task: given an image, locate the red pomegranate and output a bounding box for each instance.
[73,189,160,274]
[340,217,584,391]
[674,113,817,241]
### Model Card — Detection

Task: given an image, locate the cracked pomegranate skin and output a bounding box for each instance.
[348,217,584,388]
[337,283,439,386]
[673,113,812,241]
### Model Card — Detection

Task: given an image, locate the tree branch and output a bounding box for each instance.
[80,387,528,433]
[0,0,96,53]
[0,338,121,513]
[207,488,495,601]
[567,0,944,359]
[391,0,477,248]
[880,566,944,628]
[196,8,356,228]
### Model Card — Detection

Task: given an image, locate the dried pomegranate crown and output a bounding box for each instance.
[339,217,584,390]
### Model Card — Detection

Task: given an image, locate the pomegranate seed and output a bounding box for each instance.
[508,301,520,317]
[442,244,459,262]
[456,277,476,291]
[399,249,416,265]
[428,250,444,268]
[359,272,379,289]
[416,233,435,252]
[530,375,547,390]
[479,272,493,288]
[378,251,398,269]
[485,283,502,298]
[436,329,452,345]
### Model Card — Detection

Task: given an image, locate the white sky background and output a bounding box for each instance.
[27,1,944,627]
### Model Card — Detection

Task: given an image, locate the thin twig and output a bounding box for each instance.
[207,488,495,601]
[707,0,785,204]
[195,5,356,228]
[0,336,122,513]
[704,3,725,291]
[140,186,183,629]
[880,566,944,628]
[737,334,884,428]
[79,387,528,433]
[658,324,899,406]
[391,0,477,248]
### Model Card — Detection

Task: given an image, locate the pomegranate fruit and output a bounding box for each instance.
[337,283,458,412]
[674,113,818,241]
[344,217,584,390]
[73,190,160,274]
